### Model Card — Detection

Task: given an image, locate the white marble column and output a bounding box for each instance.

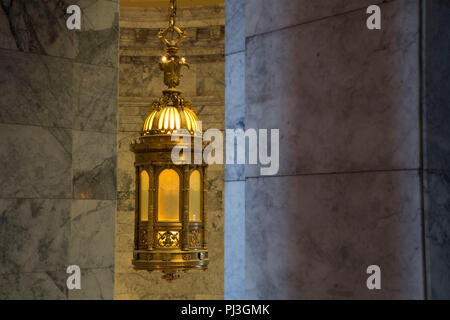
[224,0,246,300]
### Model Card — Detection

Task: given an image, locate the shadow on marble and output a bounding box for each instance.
[245,0,382,37]
[424,0,450,172]
[245,170,424,299]
[424,170,450,299]
[245,0,420,177]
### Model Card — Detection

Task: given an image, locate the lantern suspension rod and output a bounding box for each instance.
[158,0,186,50]
[158,0,188,90]
[169,0,176,29]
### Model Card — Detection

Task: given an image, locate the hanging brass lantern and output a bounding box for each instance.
[130,0,208,281]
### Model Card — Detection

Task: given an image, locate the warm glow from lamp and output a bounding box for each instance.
[189,170,201,221]
[158,169,180,221]
[140,170,149,221]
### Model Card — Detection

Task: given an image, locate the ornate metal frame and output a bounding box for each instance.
[130,0,208,281]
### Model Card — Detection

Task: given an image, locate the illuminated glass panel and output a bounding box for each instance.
[189,170,201,221]
[158,169,180,221]
[139,170,149,221]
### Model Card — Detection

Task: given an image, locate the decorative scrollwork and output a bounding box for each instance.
[157,231,180,248]
[182,254,191,260]
[189,230,202,248]
[139,230,148,248]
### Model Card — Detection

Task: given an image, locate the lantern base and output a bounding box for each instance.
[132,249,208,280]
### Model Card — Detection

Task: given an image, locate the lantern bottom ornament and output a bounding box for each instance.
[133,249,209,281]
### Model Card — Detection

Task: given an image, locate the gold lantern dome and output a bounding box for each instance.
[142,92,200,135]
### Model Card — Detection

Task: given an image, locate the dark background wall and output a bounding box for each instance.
[0,1,118,299]
[423,0,450,300]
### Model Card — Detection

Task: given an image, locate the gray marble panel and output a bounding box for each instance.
[225,0,245,55]
[0,124,72,198]
[246,0,420,177]
[75,0,119,68]
[0,49,72,128]
[424,170,450,299]
[69,200,116,269]
[73,130,116,200]
[225,164,245,182]
[68,267,114,300]
[245,171,424,299]
[225,52,245,130]
[0,0,75,57]
[225,51,245,181]
[0,1,118,67]
[224,181,246,299]
[73,63,118,133]
[0,271,67,300]
[245,0,383,37]
[424,0,450,172]
[0,199,70,274]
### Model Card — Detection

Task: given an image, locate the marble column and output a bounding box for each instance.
[224,0,246,300]
[225,0,428,299]
[0,0,118,299]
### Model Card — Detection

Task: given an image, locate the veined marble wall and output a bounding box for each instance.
[0,1,118,299]
[116,5,224,299]
[224,0,448,299]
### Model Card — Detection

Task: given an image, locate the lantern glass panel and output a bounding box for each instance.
[139,169,149,221]
[189,170,201,221]
[158,169,180,221]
